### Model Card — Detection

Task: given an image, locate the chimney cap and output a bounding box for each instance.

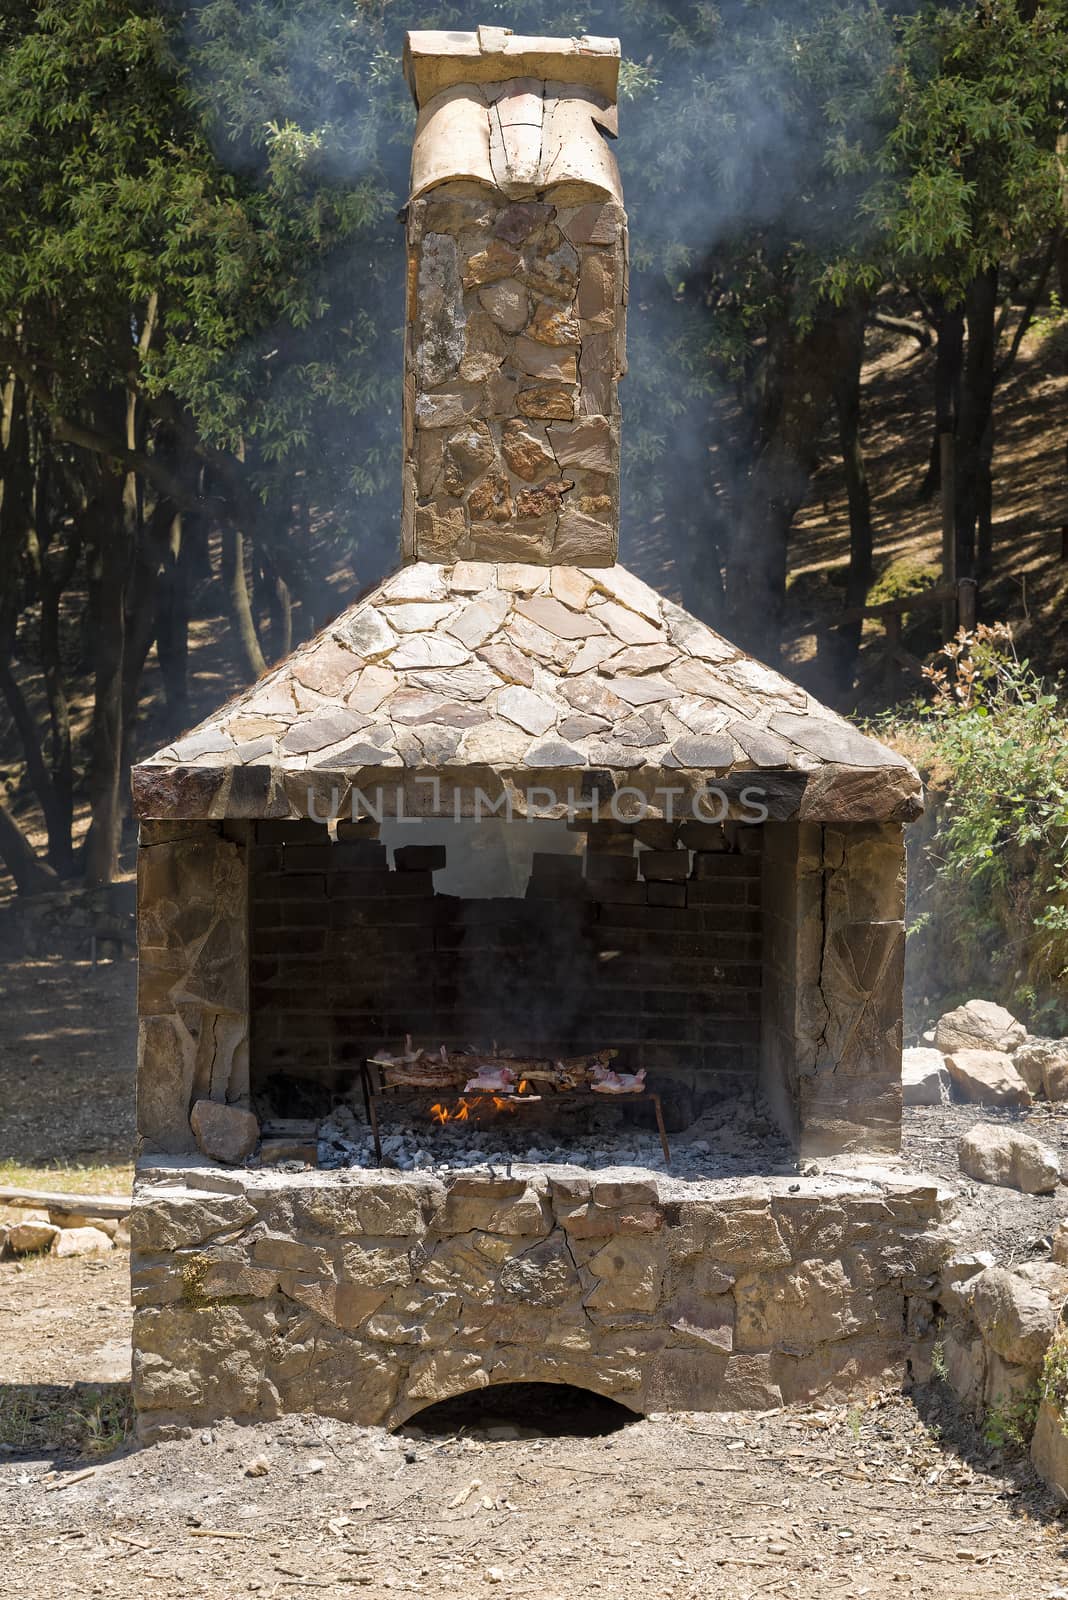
[403,27,620,107]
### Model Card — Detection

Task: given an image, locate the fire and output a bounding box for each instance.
[430,1098,471,1124]
[428,1080,538,1124]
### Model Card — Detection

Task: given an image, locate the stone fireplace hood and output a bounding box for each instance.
[132,558,921,826]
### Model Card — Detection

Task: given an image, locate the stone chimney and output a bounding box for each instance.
[401,27,626,568]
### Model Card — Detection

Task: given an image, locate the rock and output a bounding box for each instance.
[1032,1385,1068,1498]
[969,1266,1060,1367]
[944,1049,1032,1107]
[1052,1219,1068,1266]
[53,1226,115,1258]
[129,1191,258,1253]
[902,1047,949,1106]
[937,1250,995,1314]
[935,999,1026,1055]
[1014,1037,1068,1101]
[958,1123,1060,1194]
[190,1100,261,1165]
[49,1211,120,1237]
[7,1221,60,1254]
[477,279,528,332]
[943,1328,986,1409]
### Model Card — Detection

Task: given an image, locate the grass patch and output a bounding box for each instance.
[0,1160,133,1197]
[0,1383,132,1459]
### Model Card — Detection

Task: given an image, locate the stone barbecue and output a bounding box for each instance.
[129,28,950,1440]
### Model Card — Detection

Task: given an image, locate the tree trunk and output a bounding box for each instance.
[823,305,873,685]
[256,546,293,663]
[0,657,71,874]
[0,375,75,874]
[919,296,964,500]
[726,308,843,661]
[82,469,129,888]
[221,524,267,679]
[955,266,998,580]
[0,793,57,895]
[35,520,79,875]
[155,507,190,737]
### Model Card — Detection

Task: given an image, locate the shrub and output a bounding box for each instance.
[880,625,1068,1029]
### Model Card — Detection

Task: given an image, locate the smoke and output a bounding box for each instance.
[164,1,915,630]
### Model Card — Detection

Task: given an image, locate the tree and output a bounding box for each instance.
[872,0,1068,579]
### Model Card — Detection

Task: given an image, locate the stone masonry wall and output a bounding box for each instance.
[130,1159,951,1438]
[248,820,762,1115]
[402,185,626,566]
[761,821,905,1159]
[137,821,252,1155]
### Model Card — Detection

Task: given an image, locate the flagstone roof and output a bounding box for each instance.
[132,561,922,825]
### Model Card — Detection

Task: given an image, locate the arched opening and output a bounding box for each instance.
[398,1381,639,1441]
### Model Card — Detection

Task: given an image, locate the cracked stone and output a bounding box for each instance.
[515,596,605,640]
[500,420,555,480]
[281,710,372,755]
[493,202,551,245]
[467,474,513,523]
[478,279,529,332]
[463,240,521,288]
[517,385,575,421]
[523,739,587,767]
[559,713,609,740]
[346,666,399,715]
[477,641,535,687]
[416,233,465,387]
[408,663,501,701]
[389,635,471,671]
[515,482,573,520]
[415,385,482,429]
[664,734,738,769]
[512,338,578,383]
[337,608,398,660]
[547,417,615,473]
[609,675,675,706]
[601,644,677,677]
[527,303,580,346]
[549,568,595,610]
[446,592,511,649]
[443,422,496,493]
[387,602,457,633]
[496,684,558,736]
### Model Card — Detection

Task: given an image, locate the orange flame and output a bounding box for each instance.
[430,1098,472,1124]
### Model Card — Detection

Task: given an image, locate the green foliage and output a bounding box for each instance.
[1030,289,1067,343]
[1041,1337,1068,1431]
[873,0,1068,297]
[867,558,941,607]
[885,626,1068,1023]
[982,1387,1040,1452]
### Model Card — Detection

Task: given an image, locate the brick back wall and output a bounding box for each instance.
[249,821,762,1112]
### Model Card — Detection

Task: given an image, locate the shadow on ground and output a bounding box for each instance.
[0,1381,133,1464]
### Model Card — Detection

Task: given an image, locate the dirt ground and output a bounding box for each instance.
[1,1266,1067,1600]
[1,954,1068,1596]
[0,949,135,1182]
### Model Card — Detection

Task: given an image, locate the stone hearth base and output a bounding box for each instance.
[130,1157,954,1439]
